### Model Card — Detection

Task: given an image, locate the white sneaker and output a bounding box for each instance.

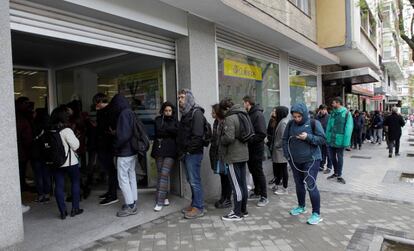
[22,204,30,214]
[274,188,288,195]
[154,205,163,212]
[164,199,170,206]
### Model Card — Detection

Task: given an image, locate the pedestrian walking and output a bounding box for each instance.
[219,98,249,221]
[151,101,178,212]
[384,107,405,158]
[210,104,232,209]
[243,96,268,207]
[177,89,207,219]
[111,94,139,217]
[270,106,290,195]
[316,104,332,173]
[371,111,383,144]
[325,97,353,184]
[352,110,364,150]
[282,103,326,225]
[93,93,119,206]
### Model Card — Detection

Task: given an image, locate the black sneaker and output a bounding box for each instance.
[389,154,392,158]
[395,153,400,156]
[221,211,243,221]
[99,192,109,199]
[327,174,338,180]
[100,197,119,206]
[337,177,346,184]
[268,177,276,185]
[248,192,261,201]
[215,198,232,209]
[242,211,249,218]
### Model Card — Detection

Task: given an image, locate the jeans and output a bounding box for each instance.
[273,162,288,189]
[352,129,362,148]
[117,155,138,205]
[183,154,204,210]
[247,157,267,198]
[388,138,401,154]
[53,164,81,214]
[373,129,383,143]
[227,162,248,216]
[31,159,51,197]
[329,147,344,177]
[219,173,232,201]
[320,145,332,170]
[289,160,321,214]
[98,151,118,199]
[155,157,175,205]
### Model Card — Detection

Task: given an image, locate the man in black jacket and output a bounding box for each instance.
[384,107,405,158]
[243,95,268,207]
[316,104,332,173]
[93,93,119,206]
[177,89,206,219]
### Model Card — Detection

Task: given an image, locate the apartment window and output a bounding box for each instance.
[289,0,311,16]
[360,0,377,43]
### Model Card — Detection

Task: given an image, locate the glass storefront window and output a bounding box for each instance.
[13,69,48,109]
[289,68,317,112]
[217,48,280,120]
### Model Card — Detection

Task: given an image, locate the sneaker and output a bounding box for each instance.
[221,211,243,221]
[40,196,50,203]
[70,208,84,217]
[184,207,204,219]
[323,169,332,174]
[117,204,138,217]
[270,185,278,192]
[337,177,346,184]
[274,188,288,195]
[257,197,269,207]
[99,192,109,199]
[327,174,338,180]
[389,154,392,158]
[22,204,30,214]
[100,197,119,206]
[395,153,400,156]
[248,192,261,201]
[242,211,249,218]
[164,199,170,206]
[345,148,351,151]
[154,204,163,212]
[307,213,323,225]
[290,206,307,216]
[215,199,232,209]
[268,177,276,185]
[181,205,192,214]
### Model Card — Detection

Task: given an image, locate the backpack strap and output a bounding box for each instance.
[344,110,349,132]
[286,120,293,136]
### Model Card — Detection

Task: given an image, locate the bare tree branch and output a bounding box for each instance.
[398,0,414,60]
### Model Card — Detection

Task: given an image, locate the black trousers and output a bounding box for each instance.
[98,150,118,199]
[220,173,232,200]
[273,162,288,189]
[227,162,248,216]
[248,157,267,198]
[388,138,401,154]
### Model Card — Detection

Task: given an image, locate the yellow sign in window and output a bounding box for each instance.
[289,76,306,87]
[223,59,262,81]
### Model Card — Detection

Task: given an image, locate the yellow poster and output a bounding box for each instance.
[224,59,262,81]
[289,76,306,87]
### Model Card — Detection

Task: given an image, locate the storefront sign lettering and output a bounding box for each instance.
[223,59,262,80]
[289,76,306,87]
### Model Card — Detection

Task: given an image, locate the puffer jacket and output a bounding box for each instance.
[282,103,326,164]
[220,104,249,164]
[326,106,353,148]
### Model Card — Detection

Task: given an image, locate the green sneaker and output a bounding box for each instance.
[307,213,323,225]
[289,206,307,216]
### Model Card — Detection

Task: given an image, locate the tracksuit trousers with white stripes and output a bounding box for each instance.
[227,162,248,216]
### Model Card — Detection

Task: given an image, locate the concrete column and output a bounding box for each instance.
[279,51,291,107]
[0,0,25,249]
[176,14,220,200]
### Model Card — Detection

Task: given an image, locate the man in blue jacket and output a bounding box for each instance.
[283,103,326,225]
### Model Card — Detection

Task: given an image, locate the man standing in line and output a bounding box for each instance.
[326,97,353,184]
[243,96,268,207]
[384,107,405,158]
[177,89,206,219]
[93,93,119,206]
[316,104,332,173]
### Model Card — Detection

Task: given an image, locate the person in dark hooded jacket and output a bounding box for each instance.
[110,94,138,217]
[151,101,178,212]
[282,103,326,225]
[243,95,268,207]
[384,107,405,158]
[177,89,206,219]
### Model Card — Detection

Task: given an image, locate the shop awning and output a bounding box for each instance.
[322,67,380,85]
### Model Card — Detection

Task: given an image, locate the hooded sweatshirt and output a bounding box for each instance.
[247,104,267,160]
[282,103,326,164]
[111,94,137,157]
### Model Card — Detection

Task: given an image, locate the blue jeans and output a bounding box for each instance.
[329,147,344,177]
[53,164,81,214]
[289,160,321,214]
[183,154,204,210]
[31,159,51,197]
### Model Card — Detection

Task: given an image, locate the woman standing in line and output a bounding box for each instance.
[151,101,178,212]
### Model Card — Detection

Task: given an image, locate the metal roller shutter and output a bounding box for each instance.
[216,26,279,62]
[9,0,176,59]
[288,56,318,74]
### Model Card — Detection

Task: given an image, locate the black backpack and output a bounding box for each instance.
[227,111,255,143]
[40,128,70,169]
[131,115,150,156]
[191,108,212,147]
